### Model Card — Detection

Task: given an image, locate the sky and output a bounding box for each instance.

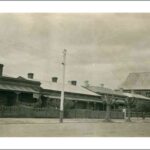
[0,13,150,89]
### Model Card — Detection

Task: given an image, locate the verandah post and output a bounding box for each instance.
[15,91,20,106]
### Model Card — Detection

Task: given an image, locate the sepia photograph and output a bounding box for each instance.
[0,13,150,137]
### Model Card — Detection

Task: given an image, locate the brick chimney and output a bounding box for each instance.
[100,83,104,88]
[0,64,4,77]
[84,80,89,87]
[71,80,77,86]
[119,88,124,92]
[27,73,34,79]
[52,77,58,83]
[131,90,135,94]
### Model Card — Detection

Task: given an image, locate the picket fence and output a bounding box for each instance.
[0,106,124,119]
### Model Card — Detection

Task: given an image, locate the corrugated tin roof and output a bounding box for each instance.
[17,76,40,83]
[120,72,150,90]
[0,84,39,93]
[84,86,125,97]
[123,92,150,100]
[1,75,40,84]
[41,82,100,96]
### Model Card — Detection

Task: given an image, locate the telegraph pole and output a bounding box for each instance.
[60,49,67,123]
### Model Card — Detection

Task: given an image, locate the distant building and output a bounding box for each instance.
[119,72,150,97]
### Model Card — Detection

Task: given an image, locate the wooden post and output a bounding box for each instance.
[86,101,90,109]
[38,94,42,106]
[102,99,105,111]
[114,103,116,111]
[60,49,67,123]
[113,99,116,111]
[93,102,96,111]
[15,92,20,106]
[92,102,94,111]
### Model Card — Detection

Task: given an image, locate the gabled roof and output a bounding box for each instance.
[0,83,39,93]
[41,81,100,97]
[83,86,125,97]
[120,72,150,90]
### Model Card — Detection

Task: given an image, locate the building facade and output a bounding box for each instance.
[1,64,150,119]
[119,72,150,97]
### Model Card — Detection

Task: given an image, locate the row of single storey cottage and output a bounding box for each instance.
[0,63,150,119]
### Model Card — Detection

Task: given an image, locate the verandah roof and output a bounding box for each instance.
[84,86,125,97]
[0,84,39,93]
[43,95,103,103]
[123,92,150,101]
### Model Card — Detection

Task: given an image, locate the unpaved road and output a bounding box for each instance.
[0,118,150,137]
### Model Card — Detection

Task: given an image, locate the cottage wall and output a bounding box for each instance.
[0,92,7,105]
[20,93,37,103]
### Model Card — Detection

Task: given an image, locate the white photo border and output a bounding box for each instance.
[0,1,150,149]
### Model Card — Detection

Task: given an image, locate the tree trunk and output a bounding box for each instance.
[126,101,131,122]
[105,103,111,122]
[104,96,112,122]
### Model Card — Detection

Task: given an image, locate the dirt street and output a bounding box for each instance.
[0,118,150,137]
